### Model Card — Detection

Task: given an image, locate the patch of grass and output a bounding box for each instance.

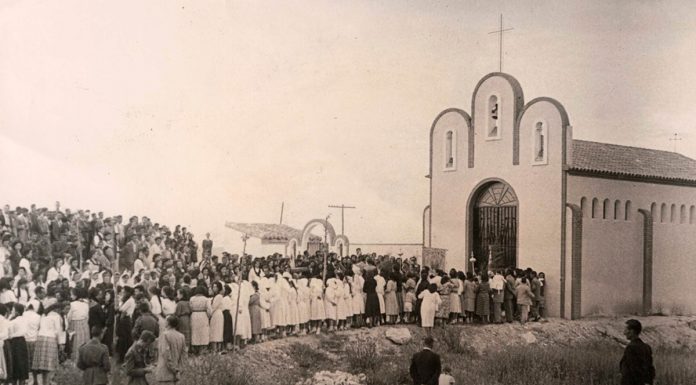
[178,354,257,385]
[449,341,696,385]
[289,342,330,369]
[433,327,476,355]
[346,341,379,371]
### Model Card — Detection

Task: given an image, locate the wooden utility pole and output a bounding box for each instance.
[279,202,284,225]
[328,204,356,236]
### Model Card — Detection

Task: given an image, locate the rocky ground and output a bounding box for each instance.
[176,315,696,385]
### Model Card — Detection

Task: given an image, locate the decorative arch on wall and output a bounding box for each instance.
[580,197,587,217]
[603,199,611,219]
[300,219,337,250]
[651,203,657,223]
[471,73,525,165]
[691,205,695,225]
[591,198,600,219]
[660,203,668,223]
[680,205,687,224]
[515,97,570,166]
[625,201,633,221]
[670,204,676,223]
[334,235,350,257]
[465,177,519,272]
[614,200,622,220]
[429,108,473,174]
[287,238,299,258]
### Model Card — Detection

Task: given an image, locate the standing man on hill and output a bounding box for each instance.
[620,319,655,385]
[202,233,213,258]
[410,336,441,385]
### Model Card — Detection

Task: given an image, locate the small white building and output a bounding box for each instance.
[425,72,696,318]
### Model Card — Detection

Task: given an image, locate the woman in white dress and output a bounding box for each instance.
[259,282,272,341]
[231,277,252,348]
[418,283,441,337]
[296,276,311,335]
[208,282,225,352]
[374,271,386,324]
[324,276,338,332]
[309,276,325,334]
[286,278,299,336]
[351,272,365,328]
[334,273,349,330]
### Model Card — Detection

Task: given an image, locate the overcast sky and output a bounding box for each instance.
[1,0,695,254]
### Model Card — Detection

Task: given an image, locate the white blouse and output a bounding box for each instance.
[161,298,176,316]
[8,315,28,338]
[37,312,64,341]
[46,267,60,283]
[67,300,89,321]
[119,297,136,317]
[23,310,42,342]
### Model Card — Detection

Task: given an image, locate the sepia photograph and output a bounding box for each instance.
[1,1,695,384]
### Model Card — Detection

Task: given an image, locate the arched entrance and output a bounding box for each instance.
[469,180,518,272]
[300,219,337,255]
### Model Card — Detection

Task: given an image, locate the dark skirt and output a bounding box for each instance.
[9,337,28,381]
[365,293,380,317]
[3,340,13,380]
[222,310,234,343]
[116,314,133,362]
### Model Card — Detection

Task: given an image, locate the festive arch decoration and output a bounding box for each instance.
[300,219,337,251]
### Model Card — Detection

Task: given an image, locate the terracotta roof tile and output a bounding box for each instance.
[571,140,696,183]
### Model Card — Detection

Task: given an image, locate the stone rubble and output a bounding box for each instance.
[295,370,367,385]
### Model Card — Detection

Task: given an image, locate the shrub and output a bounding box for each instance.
[289,342,330,369]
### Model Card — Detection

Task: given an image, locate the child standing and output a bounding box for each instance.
[403,287,416,323]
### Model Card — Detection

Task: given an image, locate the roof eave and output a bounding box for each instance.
[567,168,696,187]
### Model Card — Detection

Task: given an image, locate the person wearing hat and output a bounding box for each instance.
[620,319,655,385]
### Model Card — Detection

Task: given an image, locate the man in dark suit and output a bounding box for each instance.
[77,326,111,385]
[620,319,655,385]
[409,336,441,385]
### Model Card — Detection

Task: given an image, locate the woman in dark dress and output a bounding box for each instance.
[222,285,234,347]
[362,271,380,327]
[475,274,491,323]
[175,287,192,348]
[115,286,135,362]
[102,290,115,353]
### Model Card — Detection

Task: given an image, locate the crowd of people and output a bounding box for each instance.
[0,202,197,385]
[0,202,549,385]
[112,247,547,363]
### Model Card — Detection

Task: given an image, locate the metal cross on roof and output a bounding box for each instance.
[669,133,682,152]
[489,14,514,72]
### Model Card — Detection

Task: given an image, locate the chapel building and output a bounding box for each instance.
[424,72,696,319]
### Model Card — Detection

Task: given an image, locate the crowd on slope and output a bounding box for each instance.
[0,203,196,385]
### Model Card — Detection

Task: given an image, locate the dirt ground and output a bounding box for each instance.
[169,315,696,385]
